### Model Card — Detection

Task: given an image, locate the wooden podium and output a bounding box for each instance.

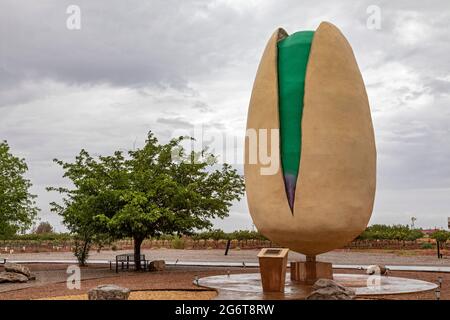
[257,248,289,292]
[290,255,333,284]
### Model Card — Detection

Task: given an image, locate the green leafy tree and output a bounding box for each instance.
[0,141,38,238]
[50,132,245,269]
[33,221,54,234]
[430,230,449,243]
[97,133,245,269]
[48,149,121,265]
[404,229,423,242]
[206,229,229,241]
[357,224,423,242]
[430,230,449,258]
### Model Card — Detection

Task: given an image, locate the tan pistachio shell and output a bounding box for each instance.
[244,22,376,255]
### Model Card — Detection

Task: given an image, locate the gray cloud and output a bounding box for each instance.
[1,0,450,231]
[157,116,194,129]
[0,0,254,90]
[192,101,212,112]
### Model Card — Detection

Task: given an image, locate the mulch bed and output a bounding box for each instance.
[40,290,218,300]
[0,265,254,300]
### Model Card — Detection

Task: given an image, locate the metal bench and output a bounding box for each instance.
[110,253,148,273]
[0,258,6,265]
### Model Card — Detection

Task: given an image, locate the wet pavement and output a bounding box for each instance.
[198,273,439,299]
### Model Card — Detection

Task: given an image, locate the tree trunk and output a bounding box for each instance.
[224,239,231,256]
[74,237,90,267]
[134,236,144,271]
[81,240,89,266]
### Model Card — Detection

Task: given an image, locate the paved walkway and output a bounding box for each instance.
[2,248,450,267]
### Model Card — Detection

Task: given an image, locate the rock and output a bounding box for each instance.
[148,260,165,271]
[88,284,130,300]
[4,262,31,279]
[0,272,29,283]
[366,265,388,275]
[306,279,355,300]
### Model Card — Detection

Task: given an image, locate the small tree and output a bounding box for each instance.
[34,221,54,234]
[430,230,449,259]
[357,224,424,243]
[0,141,39,238]
[404,229,423,242]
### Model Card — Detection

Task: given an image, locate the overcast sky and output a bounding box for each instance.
[1,0,449,232]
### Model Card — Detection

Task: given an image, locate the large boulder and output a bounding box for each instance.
[5,262,32,279]
[366,265,388,275]
[0,272,29,283]
[88,284,130,300]
[306,279,355,300]
[148,260,165,271]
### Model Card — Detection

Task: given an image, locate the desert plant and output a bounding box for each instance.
[171,235,185,249]
[420,242,433,249]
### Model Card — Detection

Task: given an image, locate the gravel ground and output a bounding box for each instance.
[1,249,449,300]
[2,248,450,266]
[40,290,217,300]
[0,264,112,293]
[0,265,447,300]
[0,266,253,300]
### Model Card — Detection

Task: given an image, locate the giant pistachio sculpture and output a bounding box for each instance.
[244,22,376,256]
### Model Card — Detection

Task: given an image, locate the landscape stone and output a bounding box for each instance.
[5,262,31,278]
[0,272,29,283]
[366,265,388,275]
[305,278,355,300]
[88,284,130,300]
[149,260,165,271]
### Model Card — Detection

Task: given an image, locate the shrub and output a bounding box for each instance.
[357,224,423,241]
[430,230,450,243]
[158,234,175,241]
[420,242,433,249]
[33,221,54,234]
[191,229,267,241]
[171,236,185,249]
[9,233,73,241]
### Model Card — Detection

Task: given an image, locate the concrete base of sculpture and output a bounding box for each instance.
[290,256,333,284]
[198,273,438,300]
